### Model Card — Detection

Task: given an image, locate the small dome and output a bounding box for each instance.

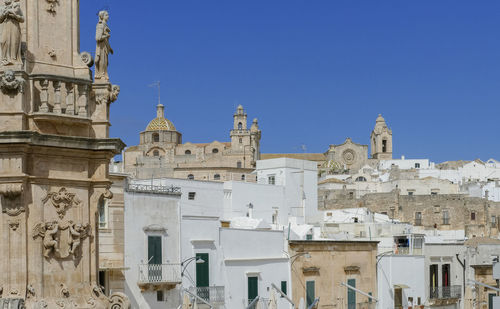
[146,104,176,131]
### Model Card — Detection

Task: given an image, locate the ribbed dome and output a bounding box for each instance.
[145,104,176,131]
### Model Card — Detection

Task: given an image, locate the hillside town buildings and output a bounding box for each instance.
[1,1,499,309]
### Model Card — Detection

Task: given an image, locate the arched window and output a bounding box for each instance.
[214,174,221,180]
[187,174,194,180]
[241,174,245,181]
[382,139,387,153]
[237,161,242,168]
[355,176,367,182]
[238,122,243,130]
[98,199,108,228]
[152,133,159,143]
[153,150,159,157]
[212,148,219,154]
[185,150,191,155]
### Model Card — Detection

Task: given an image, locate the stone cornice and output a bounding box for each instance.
[0,131,125,154]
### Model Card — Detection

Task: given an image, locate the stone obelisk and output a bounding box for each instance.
[0,0,129,308]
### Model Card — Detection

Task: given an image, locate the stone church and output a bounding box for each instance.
[263,114,393,174]
[123,104,262,181]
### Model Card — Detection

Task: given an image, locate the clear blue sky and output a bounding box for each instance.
[80,1,500,163]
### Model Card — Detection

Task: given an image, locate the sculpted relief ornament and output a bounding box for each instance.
[43,187,80,219]
[0,183,24,216]
[33,188,90,259]
[0,69,24,94]
[95,11,113,81]
[0,0,24,66]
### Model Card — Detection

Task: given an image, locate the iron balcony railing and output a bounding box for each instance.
[138,263,181,284]
[188,286,225,304]
[429,285,461,299]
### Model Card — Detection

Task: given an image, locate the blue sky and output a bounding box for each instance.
[80,1,500,163]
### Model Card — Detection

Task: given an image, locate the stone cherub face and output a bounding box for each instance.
[4,70,15,82]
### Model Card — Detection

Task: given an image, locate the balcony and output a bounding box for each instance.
[188,286,225,305]
[138,264,181,289]
[429,285,461,300]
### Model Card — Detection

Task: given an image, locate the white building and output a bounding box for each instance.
[123,183,182,309]
[256,158,319,224]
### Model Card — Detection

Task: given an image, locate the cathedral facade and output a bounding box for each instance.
[123,104,261,181]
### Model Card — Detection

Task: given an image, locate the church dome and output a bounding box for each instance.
[145,104,176,131]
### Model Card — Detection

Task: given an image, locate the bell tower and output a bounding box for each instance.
[370,114,393,160]
[0,1,129,308]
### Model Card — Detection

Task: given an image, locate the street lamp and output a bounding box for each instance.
[290,252,311,267]
[181,256,205,277]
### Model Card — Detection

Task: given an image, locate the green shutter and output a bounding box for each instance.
[281,281,287,295]
[347,279,356,309]
[248,276,258,303]
[196,253,209,287]
[489,293,495,309]
[306,281,315,306]
[147,236,162,264]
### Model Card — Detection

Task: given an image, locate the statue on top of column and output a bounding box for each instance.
[0,0,24,66]
[95,10,113,81]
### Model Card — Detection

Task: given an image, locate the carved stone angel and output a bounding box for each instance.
[69,222,89,255]
[33,221,59,258]
[0,70,24,94]
[0,0,24,66]
[95,11,113,81]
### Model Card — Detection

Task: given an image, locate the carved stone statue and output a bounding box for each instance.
[0,0,24,66]
[0,70,24,94]
[33,221,59,258]
[69,222,89,255]
[110,84,120,102]
[95,11,113,81]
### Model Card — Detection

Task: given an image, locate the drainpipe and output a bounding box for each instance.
[456,254,466,296]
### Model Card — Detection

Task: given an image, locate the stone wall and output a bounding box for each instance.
[320,189,500,237]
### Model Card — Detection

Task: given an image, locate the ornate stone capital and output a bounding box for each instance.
[0,183,25,216]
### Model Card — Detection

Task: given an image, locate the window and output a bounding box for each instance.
[471,211,476,221]
[268,175,276,185]
[196,253,209,289]
[212,148,219,154]
[248,276,258,304]
[306,234,313,240]
[98,199,108,229]
[272,209,278,225]
[408,191,414,196]
[281,281,287,296]
[188,192,196,200]
[443,209,450,225]
[415,212,422,226]
[491,215,497,228]
[185,150,191,155]
[238,122,243,130]
[237,161,242,168]
[415,163,420,168]
[431,191,438,195]
[153,150,159,157]
[394,287,402,309]
[152,133,159,143]
[187,174,194,180]
[214,174,221,180]
[306,281,315,307]
[381,211,388,215]
[98,270,108,296]
[157,290,164,302]
[239,138,242,144]
[347,279,356,309]
[355,176,367,182]
[241,174,245,181]
[382,140,387,153]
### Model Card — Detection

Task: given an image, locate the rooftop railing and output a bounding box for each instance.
[127,183,181,195]
[188,286,225,304]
